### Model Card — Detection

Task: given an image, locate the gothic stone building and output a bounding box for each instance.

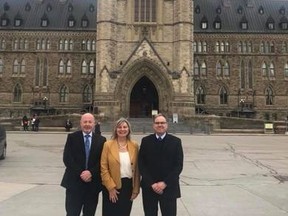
[0,0,287,121]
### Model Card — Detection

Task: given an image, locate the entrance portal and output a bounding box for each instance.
[130,76,159,118]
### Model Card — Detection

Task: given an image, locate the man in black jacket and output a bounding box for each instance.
[138,113,184,216]
[61,113,106,216]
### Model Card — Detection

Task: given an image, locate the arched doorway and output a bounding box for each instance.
[130,76,159,118]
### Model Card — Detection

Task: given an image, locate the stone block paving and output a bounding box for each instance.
[0,132,288,216]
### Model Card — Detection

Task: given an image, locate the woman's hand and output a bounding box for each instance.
[109,188,119,203]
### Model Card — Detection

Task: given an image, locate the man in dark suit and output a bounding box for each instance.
[138,113,184,216]
[61,113,106,216]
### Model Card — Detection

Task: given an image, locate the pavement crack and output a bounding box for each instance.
[226,143,279,175]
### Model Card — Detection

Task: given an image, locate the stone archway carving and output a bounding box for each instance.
[115,59,174,117]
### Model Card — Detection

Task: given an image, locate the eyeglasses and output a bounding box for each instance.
[154,122,167,125]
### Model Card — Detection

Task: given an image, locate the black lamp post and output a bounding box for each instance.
[240,98,245,111]
[43,96,48,113]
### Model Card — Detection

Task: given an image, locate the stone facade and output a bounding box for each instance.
[94,0,194,119]
[0,0,287,121]
[0,30,96,117]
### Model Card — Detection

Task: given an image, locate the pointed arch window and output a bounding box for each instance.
[260,42,265,53]
[216,61,222,76]
[223,61,230,76]
[220,42,225,52]
[248,60,253,89]
[269,42,275,53]
[200,62,207,76]
[83,85,92,103]
[215,41,220,52]
[81,40,86,50]
[82,60,88,74]
[225,42,230,52]
[59,39,64,50]
[36,39,41,50]
[47,39,50,50]
[89,60,95,74]
[66,60,72,74]
[13,39,18,50]
[0,58,3,73]
[269,62,275,77]
[13,59,20,74]
[64,39,69,50]
[265,87,274,105]
[240,60,245,89]
[283,42,288,53]
[219,87,228,104]
[20,59,26,73]
[60,85,69,102]
[36,58,40,86]
[24,39,29,50]
[13,84,22,102]
[262,62,268,76]
[202,41,207,52]
[0,39,6,50]
[43,58,48,86]
[134,0,156,23]
[194,61,200,76]
[284,63,288,77]
[59,60,65,74]
[243,42,247,53]
[41,39,46,50]
[196,86,205,104]
[92,40,96,51]
[193,42,197,52]
[69,40,73,50]
[18,39,23,50]
[87,40,91,51]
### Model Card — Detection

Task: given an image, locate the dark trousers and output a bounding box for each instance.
[142,187,177,216]
[102,178,133,216]
[65,187,100,216]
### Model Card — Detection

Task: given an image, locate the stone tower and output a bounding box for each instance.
[95,0,194,119]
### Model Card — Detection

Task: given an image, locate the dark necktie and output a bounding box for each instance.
[84,134,90,169]
[158,137,162,141]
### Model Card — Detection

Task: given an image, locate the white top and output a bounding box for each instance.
[119,152,132,178]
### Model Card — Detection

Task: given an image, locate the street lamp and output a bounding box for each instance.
[239,98,245,118]
[43,96,48,111]
[240,98,245,111]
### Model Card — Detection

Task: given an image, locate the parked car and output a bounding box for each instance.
[0,124,7,160]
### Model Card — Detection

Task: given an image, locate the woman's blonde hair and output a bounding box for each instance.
[111,117,132,140]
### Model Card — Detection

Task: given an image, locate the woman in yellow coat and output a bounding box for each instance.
[101,118,140,216]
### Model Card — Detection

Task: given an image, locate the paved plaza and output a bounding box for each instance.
[0,132,288,216]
